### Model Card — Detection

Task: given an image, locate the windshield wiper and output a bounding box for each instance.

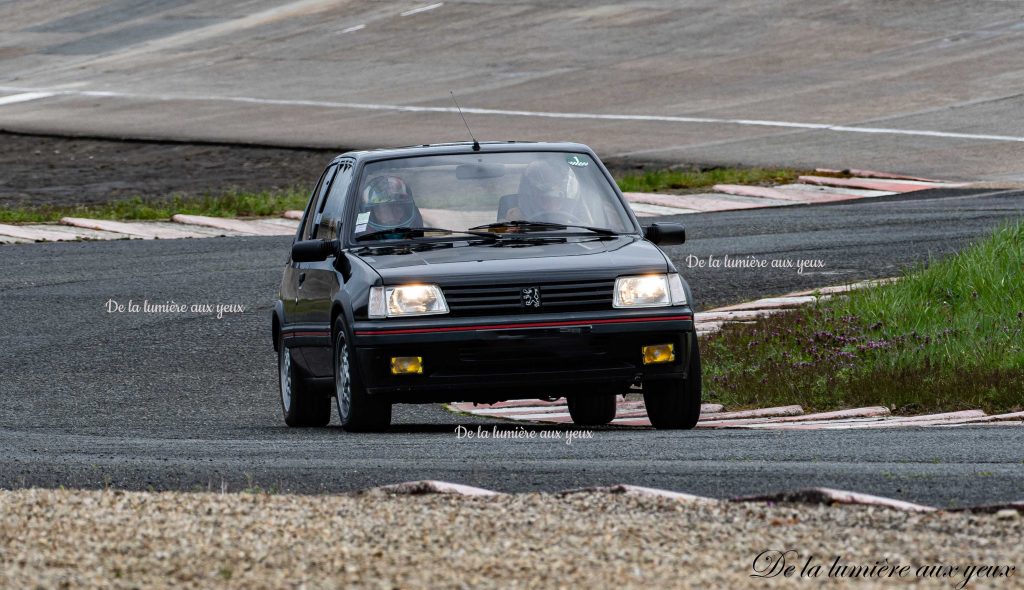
[354,226,497,242]
[468,220,619,236]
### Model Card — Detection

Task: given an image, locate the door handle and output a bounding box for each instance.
[298,272,306,287]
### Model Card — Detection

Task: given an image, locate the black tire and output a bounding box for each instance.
[566,392,618,426]
[334,321,391,432]
[642,332,702,430]
[278,338,332,427]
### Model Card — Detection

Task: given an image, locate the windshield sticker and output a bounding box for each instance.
[356,212,371,225]
[566,155,589,167]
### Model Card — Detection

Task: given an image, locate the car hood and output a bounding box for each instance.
[353,236,669,285]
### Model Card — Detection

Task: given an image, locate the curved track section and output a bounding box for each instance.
[2,189,1023,506]
[2,1,1024,178]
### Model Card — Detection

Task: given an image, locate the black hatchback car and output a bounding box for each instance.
[272,141,700,431]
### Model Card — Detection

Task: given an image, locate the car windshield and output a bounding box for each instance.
[348,151,636,241]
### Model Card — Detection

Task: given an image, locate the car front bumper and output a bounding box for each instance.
[351,309,695,403]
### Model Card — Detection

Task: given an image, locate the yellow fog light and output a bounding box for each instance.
[390,356,423,375]
[642,344,675,365]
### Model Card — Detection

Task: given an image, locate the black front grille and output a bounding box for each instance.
[443,279,614,316]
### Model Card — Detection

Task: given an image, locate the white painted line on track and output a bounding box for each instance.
[467,405,572,415]
[499,410,572,420]
[798,175,960,192]
[0,223,79,242]
[2,85,1024,144]
[932,421,1024,428]
[142,221,248,237]
[628,202,697,216]
[560,484,717,503]
[775,183,893,198]
[360,481,1024,512]
[454,399,569,409]
[809,410,987,429]
[400,3,442,16]
[611,417,650,424]
[732,417,889,429]
[0,91,54,106]
[60,217,204,239]
[946,411,1024,423]
[372,480,502,496]
[826,177,958,187]
[254,218,301,227]
[714,184,862,203]
[696,310,783,322]
[625,192,782,212]
[712,296,819,312]
[836,169,946,183]
[24,224,131,240]
[171,214,292,235]
[340,24,365,33]
[250,218,301,232]
[705,407,890,427]
[464,401,1002,431]
[736,488,937,513]
[699,405,804,421]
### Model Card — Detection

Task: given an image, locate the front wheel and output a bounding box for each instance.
[642,333,702,430]
[278,338,331,427]
[334,322,391,432]
[566,393,618,425]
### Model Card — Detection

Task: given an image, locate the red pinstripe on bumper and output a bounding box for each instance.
[354,315,692,336]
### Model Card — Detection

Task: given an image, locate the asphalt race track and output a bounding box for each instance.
[3,1,1024,180]
[2,188,1023,507]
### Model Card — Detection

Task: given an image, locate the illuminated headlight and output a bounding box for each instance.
[368,285,449,318]
[613,274,687,308]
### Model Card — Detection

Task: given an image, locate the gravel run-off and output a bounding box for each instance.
[1,489,1021,589]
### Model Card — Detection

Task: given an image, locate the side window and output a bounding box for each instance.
[296,168,326,240]
[301,163,338,240]
[316,161,353,240]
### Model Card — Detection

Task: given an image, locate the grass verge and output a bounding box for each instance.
[702,222,1024,414]
[615,166,809,193]
[0,189,309,224]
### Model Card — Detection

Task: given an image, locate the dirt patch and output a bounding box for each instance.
[0,132,681,209]
[0,132,340,208]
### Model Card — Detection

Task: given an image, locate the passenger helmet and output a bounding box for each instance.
[518,160,581,219]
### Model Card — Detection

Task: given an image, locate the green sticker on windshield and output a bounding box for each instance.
[566,155,589,167]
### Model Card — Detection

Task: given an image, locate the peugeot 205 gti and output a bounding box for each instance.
[272,142,699,432]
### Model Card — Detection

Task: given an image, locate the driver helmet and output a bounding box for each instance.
[363,175,417,230]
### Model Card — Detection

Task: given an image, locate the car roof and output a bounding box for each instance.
[332,141,596,163]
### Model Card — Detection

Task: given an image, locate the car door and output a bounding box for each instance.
[293,160,355,376]
[283,162,337,329]
[301,159,354,323]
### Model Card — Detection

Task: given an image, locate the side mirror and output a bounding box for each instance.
[291,239,337,262]
[643,223,686,246]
